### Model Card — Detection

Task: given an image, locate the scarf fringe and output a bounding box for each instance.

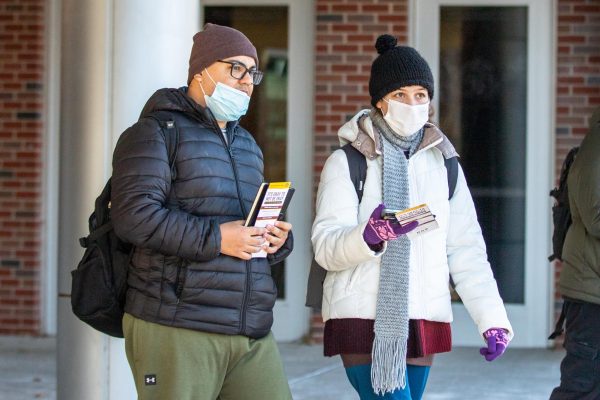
[371,336,408,395]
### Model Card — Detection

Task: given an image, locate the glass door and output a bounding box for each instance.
[441,6,527,305]
[413,0,553,347]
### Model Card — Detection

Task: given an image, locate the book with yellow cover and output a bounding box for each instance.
[245,182,294,257]
[393,203,438,239]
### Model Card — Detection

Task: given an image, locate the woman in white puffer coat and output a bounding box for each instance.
[311,34,514,400]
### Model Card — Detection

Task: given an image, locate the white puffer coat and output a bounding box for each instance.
[311,110,513,340]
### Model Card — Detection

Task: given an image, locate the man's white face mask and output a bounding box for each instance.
[382,100,430,137]
[199,69,250,122]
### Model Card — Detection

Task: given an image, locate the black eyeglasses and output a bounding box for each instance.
[217,60,264,85]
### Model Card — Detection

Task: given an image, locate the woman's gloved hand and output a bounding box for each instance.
[480,328,510,361]
[363,204,418,246]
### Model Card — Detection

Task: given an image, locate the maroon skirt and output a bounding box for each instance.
[324,318,452,358]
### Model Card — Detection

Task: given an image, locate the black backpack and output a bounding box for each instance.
[305,143,459,309]
[548,146,579,262]
[70,113,179,337]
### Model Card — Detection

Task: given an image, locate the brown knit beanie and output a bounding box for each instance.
[369,34,434,106]
[187,23,258,84]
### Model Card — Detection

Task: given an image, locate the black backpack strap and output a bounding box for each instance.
[550,146,579,198]
[341,143,367,203]
[146,112,180,179]
[548,301,567,339]
[445,156,459,200]
[561,146,579,181]
[81,221,114,247]
[305,259,328,308]
[79,179,114,248]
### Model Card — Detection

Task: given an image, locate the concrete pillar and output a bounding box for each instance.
[57,1,198,399]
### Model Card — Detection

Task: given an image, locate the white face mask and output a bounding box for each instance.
[199,70,250,122]
[382,100,430,137]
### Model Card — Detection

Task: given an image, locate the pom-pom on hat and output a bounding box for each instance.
[187,23,258,85]
[368,34,434,106]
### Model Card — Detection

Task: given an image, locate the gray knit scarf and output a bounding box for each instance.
[370,109,423,394]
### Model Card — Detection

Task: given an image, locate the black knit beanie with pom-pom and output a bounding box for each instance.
[368,34,434,106]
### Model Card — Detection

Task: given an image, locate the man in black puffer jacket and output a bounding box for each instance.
[111,23,293,400]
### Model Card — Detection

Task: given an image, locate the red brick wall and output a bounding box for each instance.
[0,0,45,335]
[313,0,408,191]
[556,0,599,167]
[552,0,599,330]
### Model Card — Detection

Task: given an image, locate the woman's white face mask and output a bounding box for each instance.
[382,100,430,137]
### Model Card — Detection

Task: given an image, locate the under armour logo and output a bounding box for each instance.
[144,374,157,386]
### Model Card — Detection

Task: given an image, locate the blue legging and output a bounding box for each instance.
[345,363,430,400]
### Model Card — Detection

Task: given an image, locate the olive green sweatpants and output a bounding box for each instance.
[123,313,292,400]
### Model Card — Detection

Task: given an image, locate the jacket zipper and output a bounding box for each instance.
[209,118,251,335]
[407,155,427,317]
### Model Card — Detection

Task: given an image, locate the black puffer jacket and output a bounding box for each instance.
[111,87,293,338]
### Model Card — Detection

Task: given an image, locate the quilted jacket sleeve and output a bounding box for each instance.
[571,113,600,238]
[445,164,514,340]
[110,118,221,262]
[312,149,382,272]
[268,230,294,266]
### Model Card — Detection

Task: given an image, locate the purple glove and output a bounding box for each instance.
[479,328,509,361]
[363,204,418,245]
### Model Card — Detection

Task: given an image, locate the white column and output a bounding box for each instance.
[57,1,199,399]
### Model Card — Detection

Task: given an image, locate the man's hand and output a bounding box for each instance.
[263,220,292,255]
[220,220,268,260]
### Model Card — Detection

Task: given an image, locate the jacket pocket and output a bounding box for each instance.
[345,265,362,291]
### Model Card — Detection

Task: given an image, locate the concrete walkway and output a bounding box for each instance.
[0,335,564,399]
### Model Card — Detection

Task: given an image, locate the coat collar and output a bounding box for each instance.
[337,109,459,160]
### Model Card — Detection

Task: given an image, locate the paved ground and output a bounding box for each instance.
[283,341,564,400]
[0,335,564,399]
